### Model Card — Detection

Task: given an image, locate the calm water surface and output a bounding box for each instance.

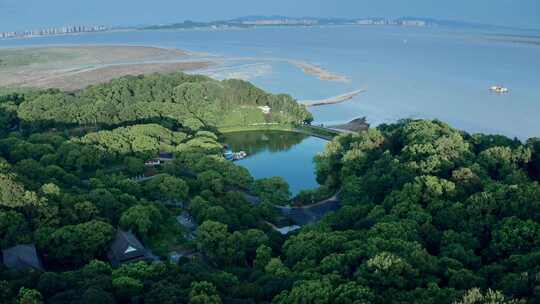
[222,131,326,195]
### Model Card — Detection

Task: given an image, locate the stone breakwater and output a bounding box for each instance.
[299,89,366,107]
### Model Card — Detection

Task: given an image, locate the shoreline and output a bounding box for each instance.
[0,45,214,90]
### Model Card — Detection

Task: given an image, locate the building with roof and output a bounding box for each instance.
[107,230,154,267]
[2,244,44,271]
[258,105,271,114]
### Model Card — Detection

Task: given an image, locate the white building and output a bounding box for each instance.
[258,106,271,114]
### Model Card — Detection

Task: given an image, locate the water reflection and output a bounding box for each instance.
[223,131,309,154]
[222,131,326,195]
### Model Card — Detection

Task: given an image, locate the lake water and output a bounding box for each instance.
[2,26,539,138]
[222,131,327,195]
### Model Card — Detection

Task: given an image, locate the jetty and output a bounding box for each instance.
[300,89,366,107]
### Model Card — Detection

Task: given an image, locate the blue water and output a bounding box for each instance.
[222,131,326,195]
[2,26,539,138]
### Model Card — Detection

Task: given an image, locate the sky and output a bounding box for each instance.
[1,0,539,32]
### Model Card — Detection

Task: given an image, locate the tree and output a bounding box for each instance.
[253,177,291,205]
[17,288,43,304]
[40,183,60,196]
[527,138,540,180]
[144,282,184,304]
[490,217,540,258]
[113,276,144,301]
[196,221,232,266]
[124,156,144,175]
[0,210,31,249]
[44,220,114,265]
[265,258,290,278]
[0,280,15,304]
[197,170,225,194]
[254,244,272,269]
[81,288,115,304]
[174,81,223,127]
[144,174,189,203]
[120,204,163,239]
[274,279,333,304]
[0,173,40,208]
[189,281,222,304]
[453,288,523,304]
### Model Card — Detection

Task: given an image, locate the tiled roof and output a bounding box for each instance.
[2,244,43,271]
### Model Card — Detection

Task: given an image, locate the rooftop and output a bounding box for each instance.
[107,230,150,267]
[2,244,44,271]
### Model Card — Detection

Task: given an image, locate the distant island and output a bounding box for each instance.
[141,16,432,31]
[139,16,530,32]
[3,16,534,40]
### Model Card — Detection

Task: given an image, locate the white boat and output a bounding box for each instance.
[233,151,247,161]
[490,85,509,94]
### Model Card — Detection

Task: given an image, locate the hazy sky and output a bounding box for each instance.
[1,0,539,31]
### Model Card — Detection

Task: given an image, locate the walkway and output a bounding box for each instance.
[275,191,342,226]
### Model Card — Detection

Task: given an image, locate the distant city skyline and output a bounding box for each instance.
[1,0,539,32]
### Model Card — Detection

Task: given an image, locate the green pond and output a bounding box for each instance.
[222,131,328,195]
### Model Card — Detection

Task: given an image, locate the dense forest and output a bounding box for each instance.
[0,73,538,303]
[1,72,312,132]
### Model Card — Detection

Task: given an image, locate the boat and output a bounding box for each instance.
[223,150,234,161]
[233,151,247,161]
[223,149,247,161]
[490,85,509,94]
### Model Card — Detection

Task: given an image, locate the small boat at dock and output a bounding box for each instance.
[224,149,247,161]
[233,151,247,161]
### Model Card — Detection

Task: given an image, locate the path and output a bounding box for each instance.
[275,191,342,226]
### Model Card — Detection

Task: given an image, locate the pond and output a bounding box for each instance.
[222,131,328,195]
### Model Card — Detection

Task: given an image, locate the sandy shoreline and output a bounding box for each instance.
[0,45,213,90]
[0,45,350,91]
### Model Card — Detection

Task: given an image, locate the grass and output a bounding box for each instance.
[0,48,76,69]
[219,107,267,127]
